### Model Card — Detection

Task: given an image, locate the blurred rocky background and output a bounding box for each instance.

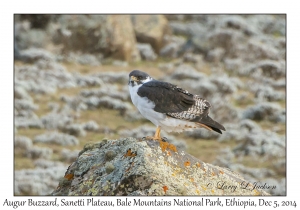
[14,14,286,195]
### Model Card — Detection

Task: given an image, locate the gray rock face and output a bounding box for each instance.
[28,146,53,160]
[15,136,33,151]
[15,165,67,195]
[51,137,268,196]
[52,15,140,62]
[136,43,157,61]
[34,132,79,146]
[242,102,285,123]
[131,15,169,53]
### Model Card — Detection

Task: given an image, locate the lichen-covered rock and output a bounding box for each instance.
[217,120,285,158]
[84,96,132,115]
[253,85,285,102]
[40,110,74,130]
[14,85,33,101]
[170,64,206,81]
[210,75,238,94]
[51,137,269,196]
[242,102,285,123]
[74,74,104,87]
[94,71,128,84]
[240,60,285,79]
[75,53,102,66]
[15,28,49,51]
[206,48,225,63]
[61,149,81,163]
[15,60,76,94]
[34,132,79,146]
[80,84,129,101]
[15,165,67,195]
[159,42,180,58]
[15,116,44,129]
[15,99,38,113]
[28,146,53,160]
[34,159,66,169]
[19,48,54,62]
[83,121,99,131]
[61,124,86,137]
[15,136,33,151]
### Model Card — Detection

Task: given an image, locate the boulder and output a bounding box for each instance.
[136,43,157,61]
[51,137,269,196]
[34,132,79,146]
[53,15,140,62]
[15,165,67,195]
[131,15,170,53]
[242,102,285,123]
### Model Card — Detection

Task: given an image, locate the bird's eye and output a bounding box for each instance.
[138,76,143,80]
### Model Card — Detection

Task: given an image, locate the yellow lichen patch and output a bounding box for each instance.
[254,189,261,195]
[124,149,136,158]
[196,162,201,168]
[201,185,207,191]
[167,151,171,156]
[219,170,224,174]
[184,161,191,167]
[190,178,194,182]
[211,171,215,176]
[64,173,74,180]
[211,189,215,194]
[159,140,177,152]
[159,140,169,152]
[163,185,168,194]
[168,143,177,152]
[196,189,200,195]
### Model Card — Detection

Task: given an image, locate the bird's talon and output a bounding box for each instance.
[152,137,163,141]
[144,136,155,140]
[161,137,168,142]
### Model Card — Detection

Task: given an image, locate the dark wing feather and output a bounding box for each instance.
[137,80,194,113]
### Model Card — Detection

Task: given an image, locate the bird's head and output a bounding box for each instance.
[128,70,152,86]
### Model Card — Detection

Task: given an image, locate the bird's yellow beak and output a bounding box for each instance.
[131,76,138,82]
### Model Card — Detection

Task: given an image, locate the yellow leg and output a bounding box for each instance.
[145,126,162,141]
[154,126,161,140]
[144,126,177,152]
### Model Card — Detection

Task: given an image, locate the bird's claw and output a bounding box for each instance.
[161,137,168,142]
[143,136,167,142]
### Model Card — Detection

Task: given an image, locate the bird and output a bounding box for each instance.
[128,70,225,141]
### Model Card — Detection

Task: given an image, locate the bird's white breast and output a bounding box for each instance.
[128,83,201,133]
[129,83,165,126]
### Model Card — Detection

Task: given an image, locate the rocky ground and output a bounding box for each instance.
[14,14,286,195]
